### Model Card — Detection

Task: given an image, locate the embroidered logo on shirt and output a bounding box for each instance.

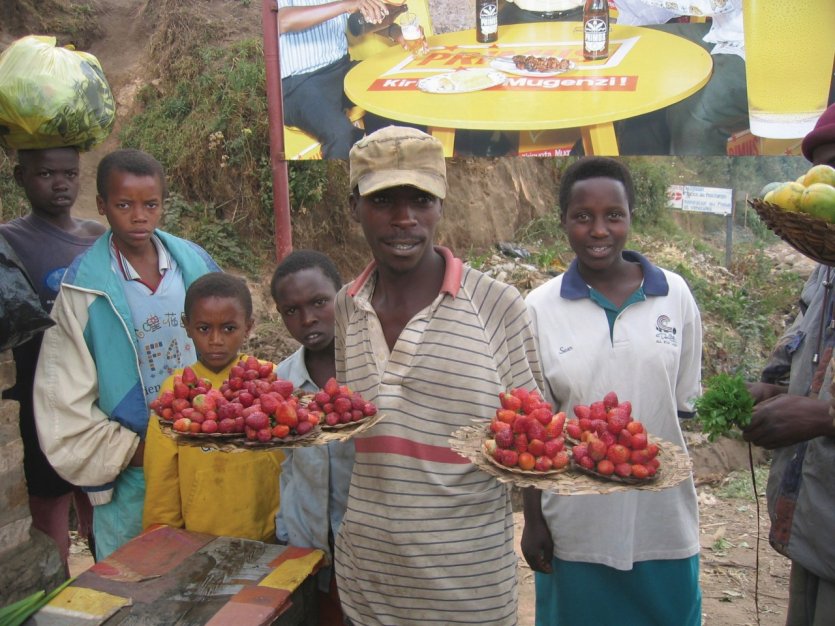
[655,315,678,346]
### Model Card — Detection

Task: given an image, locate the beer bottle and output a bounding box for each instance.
[476,0,498,44]
[348,2,409,37]
[582,0,609,61]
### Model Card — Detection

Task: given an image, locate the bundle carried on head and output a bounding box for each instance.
[0,35,116,151]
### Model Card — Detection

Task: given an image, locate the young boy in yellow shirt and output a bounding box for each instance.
[143,272,283,541]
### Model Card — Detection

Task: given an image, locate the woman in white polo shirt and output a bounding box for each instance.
[522,156,702,625]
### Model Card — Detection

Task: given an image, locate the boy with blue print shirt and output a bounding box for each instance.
[34,148,219,561]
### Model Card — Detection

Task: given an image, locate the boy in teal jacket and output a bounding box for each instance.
[34,149,219,560]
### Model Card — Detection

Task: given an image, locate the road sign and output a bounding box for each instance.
[667,185,733,215]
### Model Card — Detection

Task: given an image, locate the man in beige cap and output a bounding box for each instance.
[333,125,543,625]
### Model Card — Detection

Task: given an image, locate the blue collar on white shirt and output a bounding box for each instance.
[560,250,669,300]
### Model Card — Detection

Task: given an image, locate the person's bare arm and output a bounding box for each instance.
[277,0,388,34]
[743,394,835,449]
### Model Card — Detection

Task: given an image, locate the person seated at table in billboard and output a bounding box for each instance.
[143,273,283,543]
[614,0,747,155]
[500,0,583,25]
[278,0,429,159]
[334,125,544,625]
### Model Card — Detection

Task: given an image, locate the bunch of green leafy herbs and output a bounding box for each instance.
[694,372,755,442]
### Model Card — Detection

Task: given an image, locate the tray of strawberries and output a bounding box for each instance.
[151,359,384,450]
[450,389,692,495]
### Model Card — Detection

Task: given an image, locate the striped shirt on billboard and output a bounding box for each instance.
[278,0,348,78]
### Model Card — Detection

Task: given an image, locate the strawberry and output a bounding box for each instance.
[244,356,261,372]
[588,439,607,461]
[518,452,536,471]
[607,413,628,434]
[351,394,366,411]
[271,379,295,399]
[272,424,290,438]
[571,442,589,462]
[606,444,630,465]
[534,456,553,471]
[499,391,522,412]
[603,391,619,410]
[238,391,254,408]
[617,429,634,448]
[324,378,341,397]
[259,393,280,415]
[510,388,530,404]
[566,422,582,440]
[173,381,190,400]
[218,418,236,433]
[325,412,340,426]
[589,401,606,421]
[201,419,218,434]
[362,402,377,417]
[626,420,645,435]
[631,464,650,480]
[614,462,632,478]
[514,433,529,453]
[527,421,546,443]
[189,421,202,434]
[577,456,595,470]
[512,416,532,434]
[527,438,545,457]
[192,393,217,415]
[591,419,608,437]
[181,366,198,387]
[245,411,269,431]
[275,402,299,428]
[500,449,519,467]
[296,420,314,436]
[543,438,563,458]
[578,418,593,432]
[495,428,514,449]
[630,449,651,465]
[631,433,648,450]
[599,431,616,448]
[596,459,615,475]
[172,417,191,432]
[258,363,274,379]
[573,404,591,420]
[333,396,353,414]
[552,450,570,469]
[645,443,659,459]
[619,401,632,418]
[529,407,552,426]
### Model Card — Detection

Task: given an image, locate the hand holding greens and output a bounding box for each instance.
[694,373,755,442]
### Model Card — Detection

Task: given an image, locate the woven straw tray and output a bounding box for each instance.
[158,411,385,452]
[450,421,692,495]
[749,198,835,266]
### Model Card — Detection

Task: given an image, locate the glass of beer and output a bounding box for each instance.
[743,1,835,139]
[398,12,429,57]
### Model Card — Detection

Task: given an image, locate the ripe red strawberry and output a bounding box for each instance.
[362,402,377,417]
[619,401,632,418]
[599,430,616,448]
[534,456,553,471]
[529,407,552,426]
[626,420,645,435]
[596,459,615,475]
[495,428,514,449]
[527,421,546,443]
[631,433,648,450]
[566,422,582,440]
[351,394,366,411]
[230,365,245,379]
[631,464,650,479]
[182,367,198,387]
[272,424,290,438]
[543,437,564,458]
[550,412,566,435]
[259,393,280,415]
[589,401,606,421]
[325,412,340,426]
[552,450,570,469]
[275,402,299,428]
[522,396,542,416]
[201,419,218,434]
[606,444,630,465]
[245,411,269,431]
[603,391,619,410]
[577,456,595,470]
[645,443,659,459]
[518,452,536,471]
[258,363,274,379]
[333,396,353,414]
[510,388,530,404]
[573,404,591,420]
[578,417,593,432]
[173,381,190,400]
[271,379,295,399]
[512,416,532,434]
[499,391,522,412]
[617,429,633,448]
[631,449,651,465]
[571,442,589,462]
[614,462,633,477]
[514,433,529,453]
[588,439,607,462]
[238,391,254,408]
[500,449,519,467]
[218,418,236,433]
[527,438,545,457]
[324,377,340,397]
[296,420,314,436]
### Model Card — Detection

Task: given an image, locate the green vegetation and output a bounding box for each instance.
[0,153,27,222]
[694,373,755,441]
[717,466,770,500]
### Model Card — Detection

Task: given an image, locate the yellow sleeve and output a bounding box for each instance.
[142,374,185,530]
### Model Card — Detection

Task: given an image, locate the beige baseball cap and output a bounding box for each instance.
[349,126,447,199]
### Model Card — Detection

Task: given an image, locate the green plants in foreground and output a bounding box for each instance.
[694,372,755,442]
[717,465,770,500]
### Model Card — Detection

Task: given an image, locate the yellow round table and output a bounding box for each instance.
[344,22,714,156]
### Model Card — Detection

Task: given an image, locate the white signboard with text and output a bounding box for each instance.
[666,185,733,215]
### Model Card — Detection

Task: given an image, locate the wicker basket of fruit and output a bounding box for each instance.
[750,164,835,266]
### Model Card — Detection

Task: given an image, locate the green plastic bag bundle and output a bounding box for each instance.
[0,35,116,151]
